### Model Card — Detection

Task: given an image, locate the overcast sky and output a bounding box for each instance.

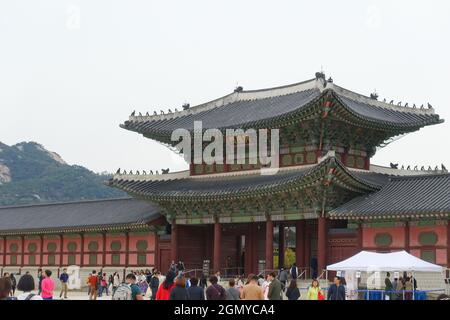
[1,0,449,173]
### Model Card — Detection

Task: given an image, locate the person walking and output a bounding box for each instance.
[267,272,282,300]
[125,273,143,300]
[226,279,240,300]
[286,280,301,300]
[37,269,43,295]
[112,272,120,295]
[327,276,345,300]
[176,261,185,276]
[17,274,42,300]
[9,273,17,297]
[170,276,189,300]
[59,268,69,299]
[41,270,55,300]
[290,263,299,280]
[405,277,413,300]
[241,275,264,300]
[155,271,176,300]
[88,270,99,300]
[150,271,160,300]
[307,279,324,300]
[278,268,288,292]
[396,277,405,300]
[205,276,227,300]
[384,272,393,300]
[199,274,207,290]
[187,277,205,300]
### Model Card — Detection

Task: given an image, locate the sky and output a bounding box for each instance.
[0,0,449,173]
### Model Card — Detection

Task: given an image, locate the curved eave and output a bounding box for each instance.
[329,211,450,221]
[108,157,381,203]
[0,222,153,237]
[120,90,442,145]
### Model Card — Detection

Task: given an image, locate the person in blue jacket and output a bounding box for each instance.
[327,276,346,300]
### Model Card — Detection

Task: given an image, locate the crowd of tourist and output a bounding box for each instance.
[0,261,433,301]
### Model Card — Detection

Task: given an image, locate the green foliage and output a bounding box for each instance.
[0,141,125,206]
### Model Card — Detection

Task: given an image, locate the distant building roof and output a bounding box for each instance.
[329,174,450,219]
[0,198,162,235]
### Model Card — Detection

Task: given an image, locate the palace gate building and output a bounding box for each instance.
[1,73,449,279]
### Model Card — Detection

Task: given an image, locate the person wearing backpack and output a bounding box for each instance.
[112,274,143,300]
[17,274,43,300]
[205,275,227,300]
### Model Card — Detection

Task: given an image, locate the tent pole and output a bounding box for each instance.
[412,270,415,301]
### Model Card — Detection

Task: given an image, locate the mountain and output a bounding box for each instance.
[0,141,126,206]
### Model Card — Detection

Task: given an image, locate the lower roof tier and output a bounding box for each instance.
[108,157,389,203]
[0,198,162,235]
[329,174,450,220]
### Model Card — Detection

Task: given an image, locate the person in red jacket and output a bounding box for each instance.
[155,271,176,300]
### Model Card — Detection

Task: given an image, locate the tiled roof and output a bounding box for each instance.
[108,157,388,202]
[329,174,450,219]
[121,77,442,138]
[0,198,161,234]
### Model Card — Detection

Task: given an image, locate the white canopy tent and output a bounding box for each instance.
[326,251,444,300]
[327,250,443,272]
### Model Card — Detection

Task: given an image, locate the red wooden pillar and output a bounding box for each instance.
[102,232,107,267]
[405,221,410,252]
[278,224,285,268]
[80,232,85,267]
[357,222,363,251]
[213,219,222,273]
[265,217,274,271]
[20,235,25,267]
[59,234,64,267]
[245,224,253,275]
[170,220,178,263]
[317,216,328,274]
[39,235,44,267]
[3,236,7,268]
[125,231,130,268]
[447,220,450,268]
[295,221,305,268]
[304,224,311,275]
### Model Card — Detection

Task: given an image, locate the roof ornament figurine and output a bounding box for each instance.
[131,110,135,116]
[428,166,432,171]
[428,103,433,109]
[160,110,165,114]
[146,112,150,116]
[123,170,127,175]
[413,165,418,171]
[138,112,142,116]
[401,165,404,170]
[413,104,416,109]
[129,170,133,175]
[383,98,386,102]
[389,100,394,104]
[150,170,153,175]
[370,91,378,100]
[234,86,243,93]
[390,162,398,169]
[136,170,140,175]
[153,111,157,115]
[116,168,121,174]
[420,166,425,171]
[407,165,411,170]
[420,104,424,109]
[175,108,179,112]
[143,170,147,175]
[162,168,170,174]
[397,101,402,106]
[404,103,409,108]
[435,165,439,171]
[442,164,448,172]
[327,77,333,83]
[182,102,190,110]
[155,170,159,175]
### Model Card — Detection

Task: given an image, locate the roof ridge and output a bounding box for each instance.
[328,83,436,115]
[0,197,134,210]
[389,173,450,181]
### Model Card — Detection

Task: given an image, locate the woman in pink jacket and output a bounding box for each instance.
[41,270,55,300]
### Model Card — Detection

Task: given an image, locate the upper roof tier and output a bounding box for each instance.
[121,74,443,142]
